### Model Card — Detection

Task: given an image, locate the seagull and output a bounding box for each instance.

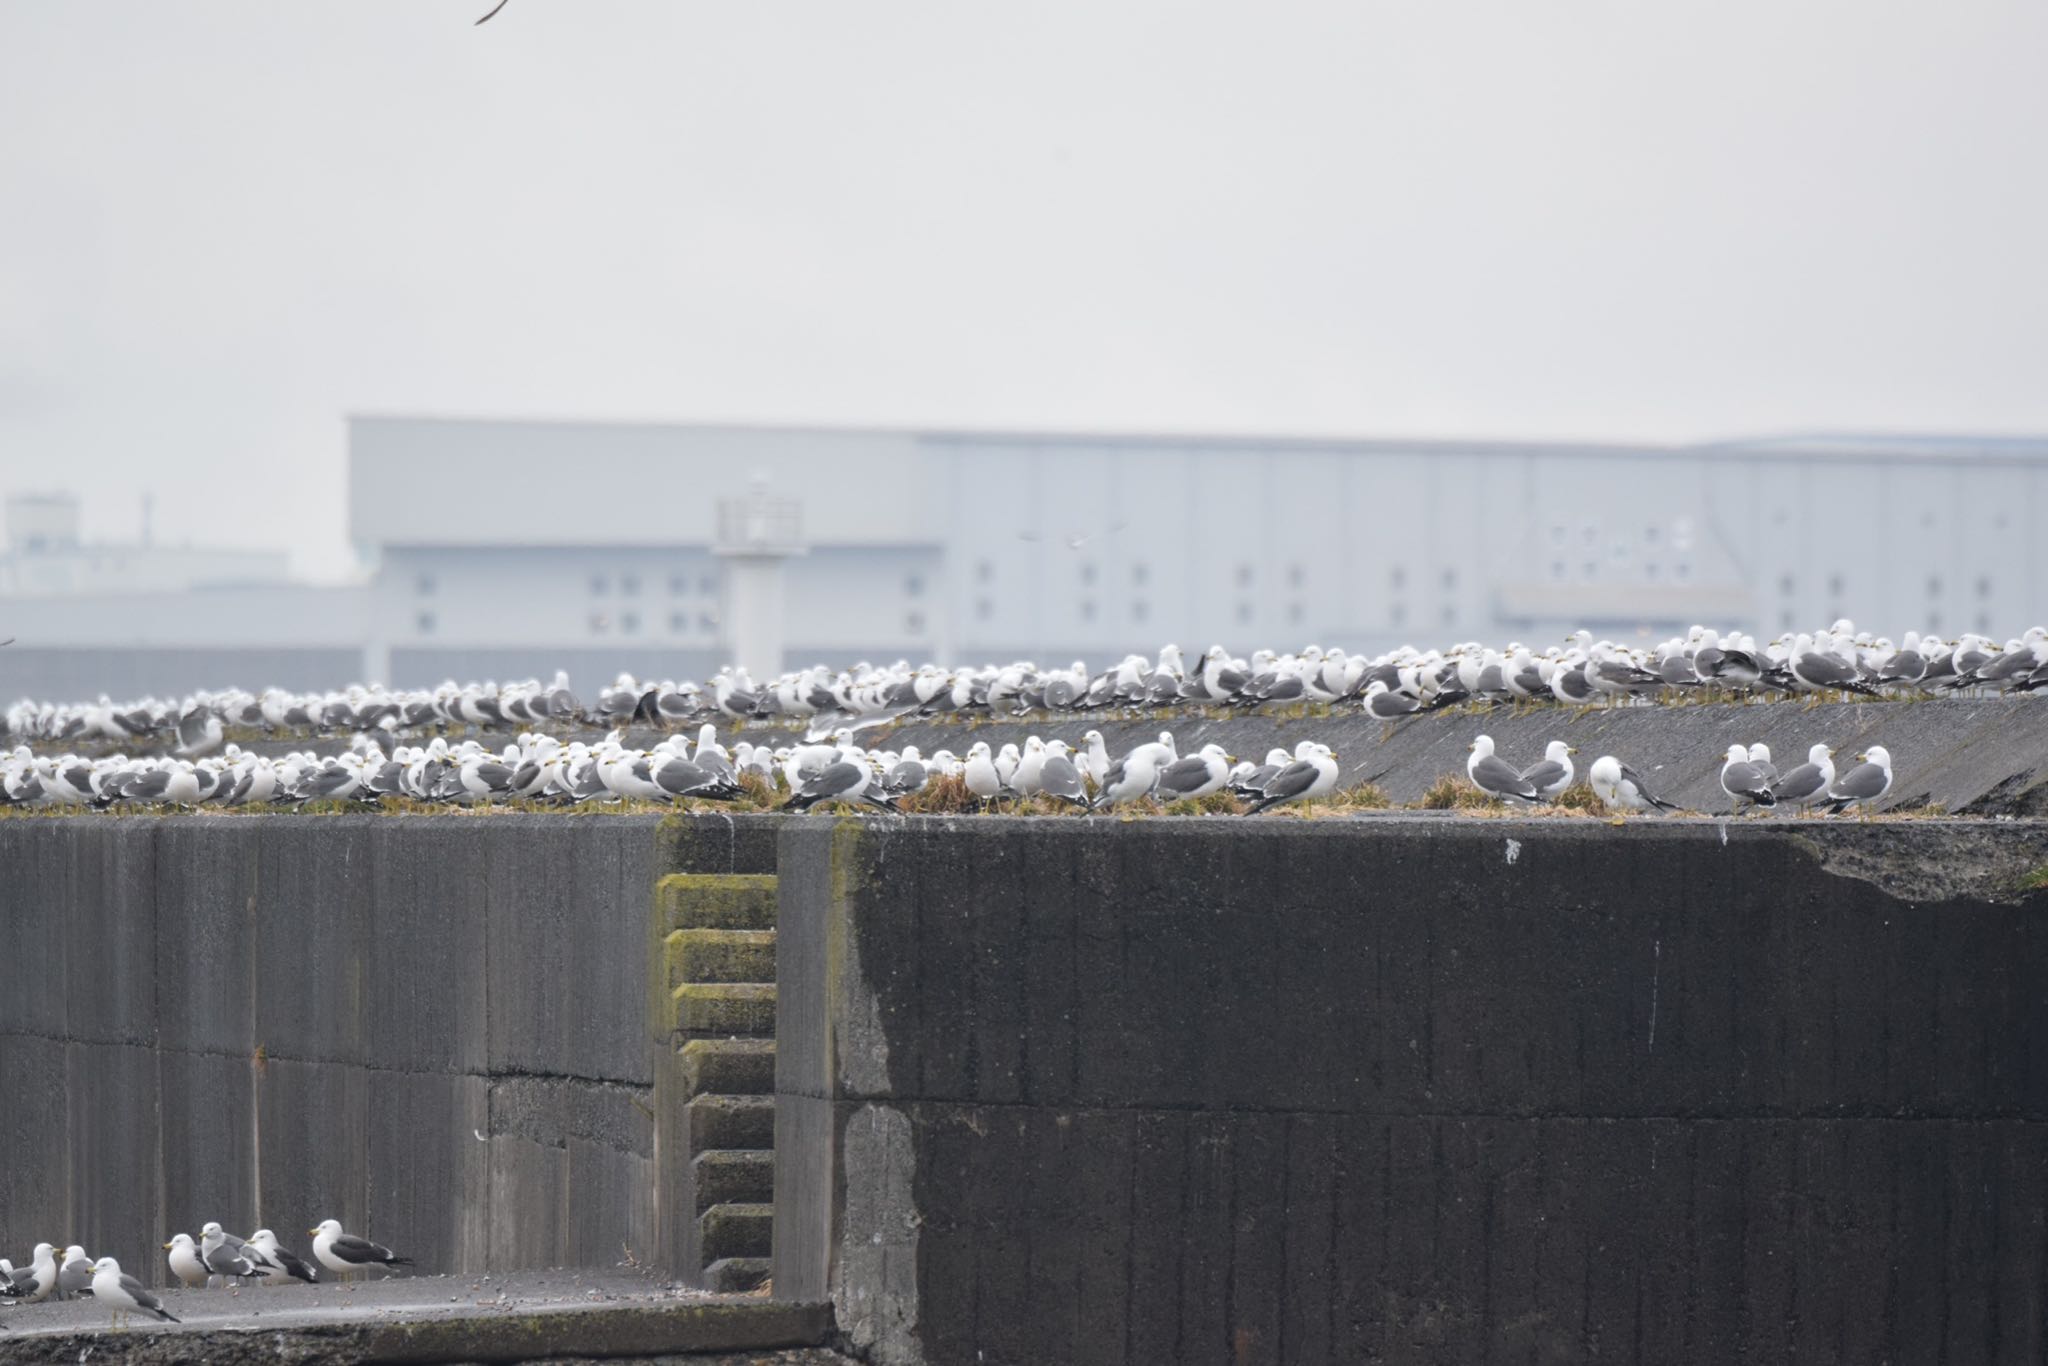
[164,1233,208,1289]
[1094,747,1163,808]
[4,1244,56,1302]
[311,1220,414,1278]
[1518,740,1576,802]
[247,1230,319,1285]
[57,1244,94,1299]
[783,754,872,812]
[1466,735,1540,803]
[1035,744,1090,809]
[1240,742,1340,815]
[1824,745,1893,817]
[89,1257,179,1328]
[1769,743,1836,811]
[200,1222,256,1285]
[1587,755,1680,814]
[1154,744,1233,803]
[1719,743,1778,814]
[963,741,1004,806]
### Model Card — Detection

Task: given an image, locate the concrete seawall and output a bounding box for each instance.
[0,813,780,1286]
[774,817,2048,1364]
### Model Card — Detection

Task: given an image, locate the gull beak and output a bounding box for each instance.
[162,1241,173,1251]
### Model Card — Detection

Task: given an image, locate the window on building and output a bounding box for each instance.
[416,611,435,634]
[1236,601,1253,624]
[589,611,608,633]
[976,559,995,583]
[1390,567,1406,589]
[700,574,718,595]
[671,610,688,633]
[591,574,608,595]
[1920,511,1935,530]
[975,597,993,621]
[1441,604,1456,626]
[1080,600,1097,622]
[1080,562,1097,586]
[1976,575,1992,598]
[1133,600,1149,623]
[1927,574,1943,597]
[905,573,925,598]
[416,574,435,596]
[1645,562,1660,581]
[1780,608,1795,629]
[1976,611,1991,631]
[906,610,926,634]
[1583,525,1598,544]
[1583,560,1598,579]
[1236,564,1254,588]
[1549,524,1565,545]
[620,611,640,634]
[1676,560,1692,582]
[1132,563,1149,586]
[1827,573,1843,597]
[1779,574,1795,597]
[698,609,718,631]
[1645,525,1661,543]
[669,573,689,595]
[621,574,640,597]
[1441,567,1457,589]
[1391,603,1407,625]
[1288,602,1304,624]
[1550,560,1566,581]
[1287,564,1304,588]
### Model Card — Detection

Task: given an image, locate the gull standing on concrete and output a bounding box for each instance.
[1719,744,1778,814]
[1824,746,1893,817]
[89,1257,179,1328]
[57,1244,94,1299]
[1519,740,1577,801]
[247,1230,319,1285]
[200,1222,256,1287]
[311,1220,414,1279]
[1588,755,1680,814]
[1467,735,1540,804]
[1769,744,1836,811]
[1241,742,1340,815]
[3,1244,56,1302]
[164,1233,208,1289]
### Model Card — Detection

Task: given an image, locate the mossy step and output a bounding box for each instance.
[690,1093,776,1150]
[671,982,777,1038]
[701,1256,772,1294]
[679,1038,777,1097]
[700,1202,774,1262]
[694,1148,774,1212]
[657,873,779,931]
[666,928,777,986]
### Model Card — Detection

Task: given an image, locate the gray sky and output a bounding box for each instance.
[3,1,2046,579]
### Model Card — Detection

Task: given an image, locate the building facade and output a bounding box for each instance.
[3,420,2044,702]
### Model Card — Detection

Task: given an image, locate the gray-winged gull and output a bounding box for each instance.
[1518,740,1576,801]
[1719,744,1777,813]
[1241,742,1339,814]
[57,1244,92,1299]
[784,755,871,812]
[1587,755,1680,814]
[1467,735,1540,803]
[1155,744,1232,802]
[89,1257,179,1327]
[1824,746,1893,816]
[1769,743,1835,810]
[312,1219,414,1277]
[248,1229,319,1285]
[200,1222,255,1285]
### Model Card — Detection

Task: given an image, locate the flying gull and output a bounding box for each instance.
[89,1257,179,1328]
[1466,735,1540,803]
[311,1220,414,1278]
[1587,755,1680,814]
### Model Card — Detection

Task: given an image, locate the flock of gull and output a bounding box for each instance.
[5,623,2044,752]
[0,1221,407,1332]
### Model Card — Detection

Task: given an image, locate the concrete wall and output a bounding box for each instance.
[774,817,2048,1365]
[0,813,780,1285]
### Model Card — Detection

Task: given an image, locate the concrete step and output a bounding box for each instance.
[679,1038,776,1097]
[694,1148,774,1212]
[666,927,777,986]
[657,874,779,932]
[700,1202,773,1262]
[690,1093,776,1151]
[671,982,777,1037]
[701,1257,772,1294]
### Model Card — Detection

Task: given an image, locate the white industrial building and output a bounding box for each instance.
[3,418,2045,700]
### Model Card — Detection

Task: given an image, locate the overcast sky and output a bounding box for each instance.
[3,1,2046,578]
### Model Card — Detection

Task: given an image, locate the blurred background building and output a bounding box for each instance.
[3,416,2045,701]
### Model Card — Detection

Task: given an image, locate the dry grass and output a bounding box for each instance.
[895,773,981,815]
[1552,782,1601,812]
[1163,791,1247,816]
[1413,775,1505,811]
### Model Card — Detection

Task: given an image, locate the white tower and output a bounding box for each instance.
[714,478,807,680]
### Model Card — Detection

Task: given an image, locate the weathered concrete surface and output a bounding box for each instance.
[775,817,2048,1365]
[0,1271,832,1363]
[0,814,785,1284]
